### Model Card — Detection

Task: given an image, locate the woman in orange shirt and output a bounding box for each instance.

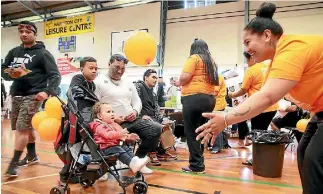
[229,52,276,147]
[196,3,323,193]
[175,39,218,173]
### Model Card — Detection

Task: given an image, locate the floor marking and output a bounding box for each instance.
[2,185,39,194]
[2,173,58,185]
[149,183,209,194]
[151,167,302,189]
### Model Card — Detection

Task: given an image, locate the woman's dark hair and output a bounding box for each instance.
[243,52,251,61]
[190,39,218,85]
[143,69,157,81]
[80,56,97,68]
[244,3,283,36]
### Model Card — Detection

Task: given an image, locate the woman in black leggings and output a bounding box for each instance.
[175,39,218,173]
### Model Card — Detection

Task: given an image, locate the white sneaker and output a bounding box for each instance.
[139,166,153,174]
[98,173,108,181]
[129,156,149,173]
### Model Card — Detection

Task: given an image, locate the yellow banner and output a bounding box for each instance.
[44,14,94,38]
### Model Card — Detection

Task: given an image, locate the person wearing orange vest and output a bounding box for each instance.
[229,52,277,148]
[208,74,227,154]
[214,74,226,111]
[196,3,323,194]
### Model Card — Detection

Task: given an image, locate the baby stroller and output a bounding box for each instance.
[50,95,148,194]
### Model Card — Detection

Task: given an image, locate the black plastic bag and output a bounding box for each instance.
[249,130,291,144]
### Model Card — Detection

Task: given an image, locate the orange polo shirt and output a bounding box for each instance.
[214,74,227,111]
[267,34,323,113]
[181,54,215,96]
[241,63,277,112]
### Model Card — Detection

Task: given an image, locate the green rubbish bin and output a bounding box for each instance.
[252,142,285,178]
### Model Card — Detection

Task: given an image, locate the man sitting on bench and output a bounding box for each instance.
[135,69,178,161]
[95,54,161,174]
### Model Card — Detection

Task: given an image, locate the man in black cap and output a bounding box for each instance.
[1,21,61,177]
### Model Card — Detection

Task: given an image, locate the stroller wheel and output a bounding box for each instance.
[133,181,148,194]
[50,186,70,194]
[80,179,95,188]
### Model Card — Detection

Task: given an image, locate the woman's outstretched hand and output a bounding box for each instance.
[195,112,227,145]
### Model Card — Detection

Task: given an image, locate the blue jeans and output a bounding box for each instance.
[101,145,134,166]
[211,132,224,151]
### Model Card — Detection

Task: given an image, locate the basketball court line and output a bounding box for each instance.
[2,185,39,194]
[151,167,302,189]
[148,184,209,194]
[2,173,58,185]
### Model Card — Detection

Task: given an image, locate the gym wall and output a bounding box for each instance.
[164,1,323,68]
[1,2,161,69]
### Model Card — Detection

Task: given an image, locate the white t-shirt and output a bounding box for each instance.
[94,74,142,117]
[167,85,177,97]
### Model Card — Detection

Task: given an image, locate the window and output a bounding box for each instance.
[197,1,205,6]
[186,0,195,8]
[207,0,216,5]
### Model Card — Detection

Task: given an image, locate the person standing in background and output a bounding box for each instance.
[157,77,166,107]
[229,52,277,147]
[167,77,178,99]
[209,74,227,154]
[1,78,7,118]
[1,21,61,177]
[175,39,218,173]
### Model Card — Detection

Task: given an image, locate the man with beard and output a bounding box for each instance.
[135,69,178,162]
[1,21,61,177]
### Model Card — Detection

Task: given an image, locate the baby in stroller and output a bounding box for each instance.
[52,57,149,194]
[89,102,149,173]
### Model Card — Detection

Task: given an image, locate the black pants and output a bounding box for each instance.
[297,111,323,194]
[121,119,162,158]
[251,111,277,130]
[237,121,249,140]
[182,94,215,171]
[272,111,304,142]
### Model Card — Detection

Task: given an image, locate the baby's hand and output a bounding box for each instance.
[119,129,129,141]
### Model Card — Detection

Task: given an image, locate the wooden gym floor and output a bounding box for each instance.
[1,119,302,194]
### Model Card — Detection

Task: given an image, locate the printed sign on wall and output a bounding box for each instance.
[44,14,94,38]
[226,76,248,107]
[58,36,76,53]
[57,58,79,75]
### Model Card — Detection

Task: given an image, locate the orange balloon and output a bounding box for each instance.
[45,97,63,120]
[296,119,310,132]
[38,118,61,142]
[124,31,157,66]
[32,111,48,131]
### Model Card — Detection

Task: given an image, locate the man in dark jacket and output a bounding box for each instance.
[135,69,177,162]
[1,21,61,177]
[157,77,166,107]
